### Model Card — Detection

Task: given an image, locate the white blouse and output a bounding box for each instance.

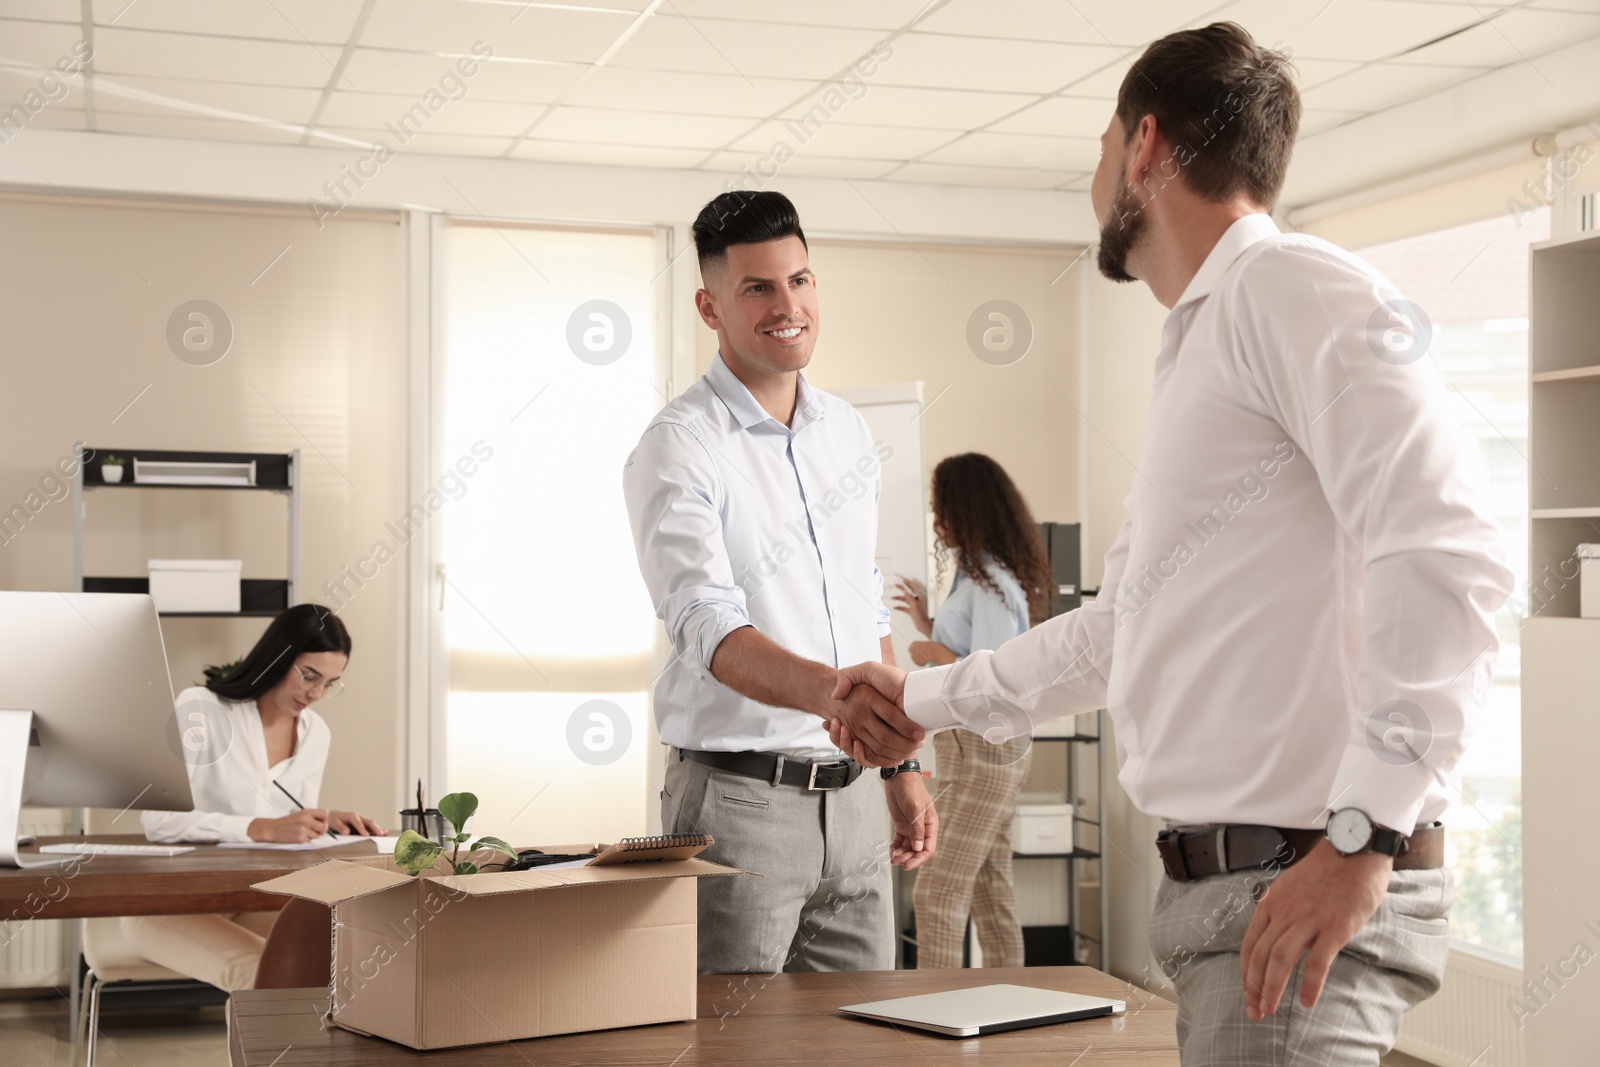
[141,686,331,844]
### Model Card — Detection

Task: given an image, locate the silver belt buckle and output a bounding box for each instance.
[1215,826,1229,872]
[806,761,823,790]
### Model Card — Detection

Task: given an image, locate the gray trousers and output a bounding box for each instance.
[662,749,894,975]
[1148,866,1454,1066]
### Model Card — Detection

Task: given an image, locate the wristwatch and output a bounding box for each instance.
[1325,807,1409,857]
[880,759,922,780]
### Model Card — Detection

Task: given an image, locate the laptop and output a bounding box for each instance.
[839,983,1125,1038]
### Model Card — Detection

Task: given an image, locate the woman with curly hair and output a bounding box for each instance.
[893,452,1051,969]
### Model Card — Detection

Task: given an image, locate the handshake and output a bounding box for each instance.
[826,661,921,768]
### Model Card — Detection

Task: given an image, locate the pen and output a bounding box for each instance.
[273,779,340,839]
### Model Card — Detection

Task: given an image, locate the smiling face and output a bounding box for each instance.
[695,234,819,378]
[263,650,347,716]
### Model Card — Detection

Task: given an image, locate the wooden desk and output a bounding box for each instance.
[0,834,386,919]
[230,967,1179,1065]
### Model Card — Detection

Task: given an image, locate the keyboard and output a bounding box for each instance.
[37,843,196,857]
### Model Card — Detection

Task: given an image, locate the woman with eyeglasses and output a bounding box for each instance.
[123,603,382,994]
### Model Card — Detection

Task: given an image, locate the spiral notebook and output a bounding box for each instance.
[588,833,714,866]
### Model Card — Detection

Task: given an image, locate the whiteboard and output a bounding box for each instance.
[832,383,929,671]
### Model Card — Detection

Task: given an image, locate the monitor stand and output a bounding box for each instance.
[1,709,68,868]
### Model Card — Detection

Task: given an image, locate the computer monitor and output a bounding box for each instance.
[0,591,193,867]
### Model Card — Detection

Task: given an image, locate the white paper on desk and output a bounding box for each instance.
[216,834,343,851]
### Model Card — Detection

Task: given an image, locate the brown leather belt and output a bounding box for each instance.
[1155,822,1445,882]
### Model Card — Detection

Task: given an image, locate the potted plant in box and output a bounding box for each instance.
[393,792,516,876]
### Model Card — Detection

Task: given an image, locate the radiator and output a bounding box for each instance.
[0,808,74,989]
[1395,947,1524,1067]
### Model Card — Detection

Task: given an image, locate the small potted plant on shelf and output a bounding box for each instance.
[101,454,126,484]
[393,791,516,877]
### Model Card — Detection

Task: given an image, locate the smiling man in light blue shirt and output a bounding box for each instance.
[623,190,935,975]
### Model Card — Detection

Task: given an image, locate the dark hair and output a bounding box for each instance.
[1115,22,1300,211]
[931,454,1051,627]
[692,190,807,275]
[206,604,352,702]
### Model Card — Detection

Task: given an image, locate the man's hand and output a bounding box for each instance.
[884,772,938,870]
[828,661,915,766]
[1239,838,1392,1020]
[832,679,922,767]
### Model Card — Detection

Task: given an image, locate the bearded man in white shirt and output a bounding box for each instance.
[624,190,936,975]
[830,22,1513,1065]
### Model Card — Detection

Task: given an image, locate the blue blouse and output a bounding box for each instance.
[930,557,1030,657]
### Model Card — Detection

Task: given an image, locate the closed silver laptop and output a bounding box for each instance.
[840,983,1125,1038]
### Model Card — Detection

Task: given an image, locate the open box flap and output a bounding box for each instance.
[433,856,754,897]
[252,859,417,904]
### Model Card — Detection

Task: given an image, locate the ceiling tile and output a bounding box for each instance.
[0,18,88,66]
[699,149,901,180]
[507,139,710,168]
[90,0,365,44]
[316,93,544,137]
[730,119,956,160]
[916,0,1246,46]
[667,0,934,31]
[1300,60,1489,113]
[88,75,323,123]
[1222,0,1491,62]
[362,0,636,63]
[91,27,350,86]
[319,125,512,156]
[0,105,86,135]
[7,2,78,22]
[780,84,1038,131]
[1297,107,1365,135]
[93,110,306,143]
[338,49,584,101]
[564,67,814,118]
[1393,7,1600,65]
[885,161,1081,188]
[989,95,1114,137]
[882,33,1120,93]
[608,15,886,80]
[921,131,1101,171]
[531,104,755,148]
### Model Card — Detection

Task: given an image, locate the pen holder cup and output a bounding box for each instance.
[398,808,451,845]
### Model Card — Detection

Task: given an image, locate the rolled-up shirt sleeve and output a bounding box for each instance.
[904,510,1130,737]
[141,808,255,844]
[1235,245,1515,832]
[624,420,752,672]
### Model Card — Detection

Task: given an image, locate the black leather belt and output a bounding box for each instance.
[1156,822,1445,882]
[679,748,862,791]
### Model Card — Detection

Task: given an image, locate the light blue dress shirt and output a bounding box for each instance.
[624,354,892,759]
[931,556,1030,658]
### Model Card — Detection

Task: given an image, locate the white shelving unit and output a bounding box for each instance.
[1523,227,1600,1064]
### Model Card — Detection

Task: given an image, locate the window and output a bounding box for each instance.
[1358,206,1548,962]
[441,223,663,842]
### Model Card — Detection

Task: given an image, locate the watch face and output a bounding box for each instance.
[1327,808,1373,854]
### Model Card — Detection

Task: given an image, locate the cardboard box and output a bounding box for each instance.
[253,848,746,1050]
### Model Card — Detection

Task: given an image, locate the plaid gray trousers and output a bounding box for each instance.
[1148,862,1454,1065]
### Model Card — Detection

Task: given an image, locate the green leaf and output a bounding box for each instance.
[454,832,471,844]
[438,792,478,835]
[453,861,479,876]
[393,829,444,873]
[471,835,518,860]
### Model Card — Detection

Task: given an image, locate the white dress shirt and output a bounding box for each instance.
[141,686,330,843]
[931,556,1030,658]
[905,214,1513,833]
[624,353,892,759]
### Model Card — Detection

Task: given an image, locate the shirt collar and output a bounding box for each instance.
[1171,213,1280,312]
[706,352,825,433]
